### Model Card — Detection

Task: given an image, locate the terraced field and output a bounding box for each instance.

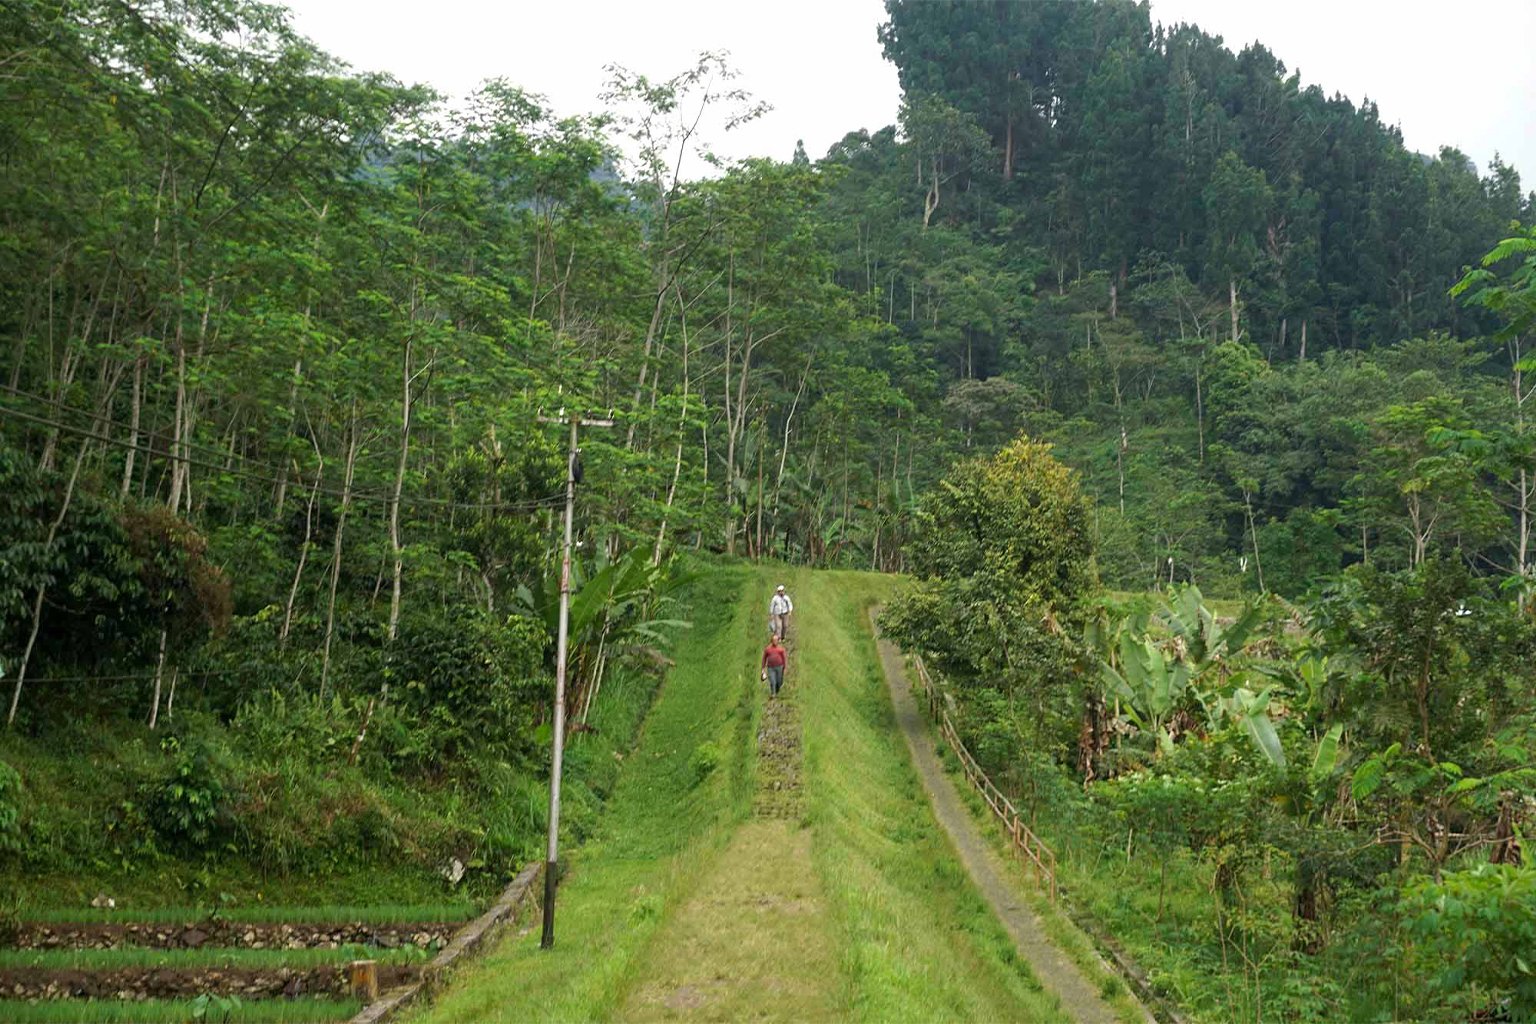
[0,904,474,1022]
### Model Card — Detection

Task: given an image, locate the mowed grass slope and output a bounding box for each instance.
[410,566,761,1024]
[795,570,1070,1023]
[414,565,1068,1023]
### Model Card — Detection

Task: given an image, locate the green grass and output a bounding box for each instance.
[0,998,362,1023]
[612,818,842,1021]
[409,566,762,1023]
[410,564,1086,1022]
[18,903,475,926]
[943,753,1149,1024]
[795,569,1069,1023]
[0,945,429,971]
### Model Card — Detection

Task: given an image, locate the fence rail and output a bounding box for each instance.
[909,655,1058,902]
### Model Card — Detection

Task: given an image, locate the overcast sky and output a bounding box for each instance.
[284,0,1535,187]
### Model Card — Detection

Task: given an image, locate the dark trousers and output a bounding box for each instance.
[765,664,784,695]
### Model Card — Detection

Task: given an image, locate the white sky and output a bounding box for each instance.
[283,0,1535,187]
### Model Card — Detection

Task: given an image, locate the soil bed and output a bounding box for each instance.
[753,696,803,819]
[10,923,455,952]
[0,963,416,1000]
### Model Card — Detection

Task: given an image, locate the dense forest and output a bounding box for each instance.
[2,0,1535,1019]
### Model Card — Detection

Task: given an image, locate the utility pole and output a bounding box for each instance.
[539,410,613,950]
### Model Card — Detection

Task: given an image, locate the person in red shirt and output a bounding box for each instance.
[760,634,787,698]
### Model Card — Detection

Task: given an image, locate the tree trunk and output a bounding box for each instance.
[1229,277,1239,344]
[387,337,413,644]
[280,456,323,647]
[320,411,360,700]
[1291,858,1324,953]
[1002,116,1014,180]
[654,284,694,565]
[273,358,303,516]
[120,354,144,500]
[754,432,765,560]
[1244,490,1266,592]
[167,330,189,515]
[626,286,669,449]
[1195,358,1206,464]
[148,627,168,730]
[7,438,89,727]
[165,666,179,722]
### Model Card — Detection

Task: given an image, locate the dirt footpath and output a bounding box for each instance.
[872,620,1150,1024]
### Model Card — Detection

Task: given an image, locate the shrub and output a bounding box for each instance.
[688,741,722,784]
[0,760,20,854]
[143,735,233,855]
[386,611,547,765]
[1404,863,1536,1021]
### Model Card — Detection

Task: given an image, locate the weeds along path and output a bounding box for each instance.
[870,617,1148,1024]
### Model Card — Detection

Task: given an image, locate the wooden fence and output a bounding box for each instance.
[909,656,1058,903]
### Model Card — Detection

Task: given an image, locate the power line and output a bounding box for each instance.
[0,401,567,515]
[0,383,393,473]
[21,667,253,684]
[2,385,565,512]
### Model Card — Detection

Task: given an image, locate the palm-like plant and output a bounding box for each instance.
[516,545,693,729]
[1090,585,1286,766]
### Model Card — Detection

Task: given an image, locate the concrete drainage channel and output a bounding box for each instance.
[350,861,542,1023]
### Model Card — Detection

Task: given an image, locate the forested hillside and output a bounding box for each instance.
[2,0,1536,1018]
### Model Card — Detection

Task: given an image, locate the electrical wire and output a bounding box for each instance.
[20,667,253,684]
[0,383,393,472]
[0,400,568,514]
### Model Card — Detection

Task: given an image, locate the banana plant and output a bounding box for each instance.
[1098,631,1190,755]
[516,544,693,727]
[1090,585,1286,766]
[1221,685,1286,768]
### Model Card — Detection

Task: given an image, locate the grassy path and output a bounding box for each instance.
[412,566,1070,1022]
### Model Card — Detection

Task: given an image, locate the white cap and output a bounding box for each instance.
[776,584,786,591]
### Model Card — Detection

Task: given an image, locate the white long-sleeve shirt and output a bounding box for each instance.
[770,593,793,615]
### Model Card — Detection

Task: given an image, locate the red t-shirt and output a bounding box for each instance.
[761,645,786,669]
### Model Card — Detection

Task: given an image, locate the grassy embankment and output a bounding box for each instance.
[795,569,1068,1022]
[0,622,662,915]
[417,566,1067,1022]
[411,565,762,1022]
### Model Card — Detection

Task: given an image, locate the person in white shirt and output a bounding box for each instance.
[769,584,794,640]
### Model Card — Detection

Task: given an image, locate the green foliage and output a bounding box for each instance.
[386,611,547,765]
[0,758,20,854]
[0,2,1533,1018]
[1405,864,1536,1021]
[688,741,722,784]
[142,735,232,855]
[888,435,1095,679]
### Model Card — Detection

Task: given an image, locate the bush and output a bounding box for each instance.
[1404,863,1536,1021]
[385,612,548,766]
[143,735,233,855]
[0,759,20,854]
[689,741,722,784]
